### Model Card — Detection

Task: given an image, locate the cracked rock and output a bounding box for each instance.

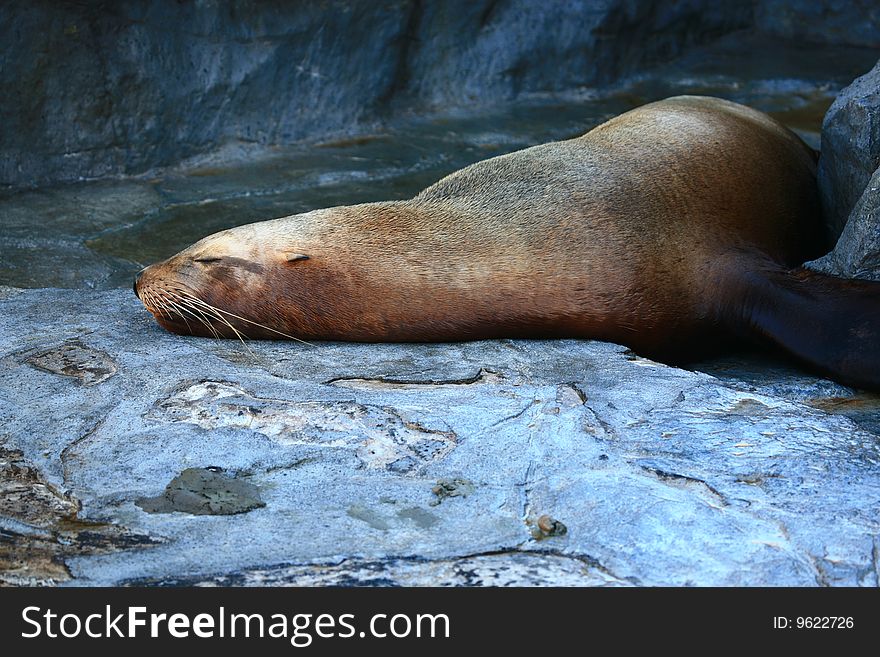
[1,288,879,586]
[0,440,159,586]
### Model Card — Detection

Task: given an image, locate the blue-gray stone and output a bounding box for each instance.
[1,288,878,586]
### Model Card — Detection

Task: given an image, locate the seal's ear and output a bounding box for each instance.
[284,253,310,263]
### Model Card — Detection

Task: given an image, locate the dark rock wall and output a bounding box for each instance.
[384,0,753,107]
[755,0,880,48]
[0,0,877,188]
[0,0,751,187]
[1,1,416,186]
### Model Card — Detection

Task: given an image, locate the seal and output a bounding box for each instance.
[134,95,880,389]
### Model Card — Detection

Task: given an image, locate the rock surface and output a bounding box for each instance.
[809,166,880,280]
[755,0,880,48]
[816,58,880,242]
[808,57,880,279]
[5,1,880,189]
[2,287,879,586]
[0,0,765,187]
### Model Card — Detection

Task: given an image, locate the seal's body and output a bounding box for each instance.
[135,96,880,389]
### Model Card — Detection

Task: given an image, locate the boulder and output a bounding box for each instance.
[816,58,880,241]
[809,166,880,280]
[809,58,880,276]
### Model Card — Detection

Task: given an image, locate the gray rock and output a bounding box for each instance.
[817,58,880,241]
[808,57,880,278]
[808,166,880,280]
[0,0,753,187]
[123,553,623,587]
[755,0,880,48]
[2,288,879,586]
[6,1,880,189]
[0,440,159,586]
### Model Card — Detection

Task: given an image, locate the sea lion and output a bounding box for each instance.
[134,95,880,389]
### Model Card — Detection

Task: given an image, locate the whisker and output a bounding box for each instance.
[168,292,256,356]
[179,299,238,344]
[147,292,175,321]
[140,289,157,315]
[172,297,223,340]
[144,285,315,350]
[175,291,316,347]
[145,290,171,320]
[161,291,226,342]
[161,296,194,334]
[150,288,220,341]
[177,302,223,341]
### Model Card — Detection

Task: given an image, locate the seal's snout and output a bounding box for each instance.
[133,268,144,298]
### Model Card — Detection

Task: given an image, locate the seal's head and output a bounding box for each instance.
[133,202,466,343]
[133,218,320,341]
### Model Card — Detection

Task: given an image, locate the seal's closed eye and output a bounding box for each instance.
[285,253,310,262]
[194,256,222,264]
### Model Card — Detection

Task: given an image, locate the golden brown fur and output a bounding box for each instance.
[134,95,880,389]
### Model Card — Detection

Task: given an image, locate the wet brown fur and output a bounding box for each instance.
[135,96,880,389]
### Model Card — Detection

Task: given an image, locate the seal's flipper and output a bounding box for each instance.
[729,265,880,390]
